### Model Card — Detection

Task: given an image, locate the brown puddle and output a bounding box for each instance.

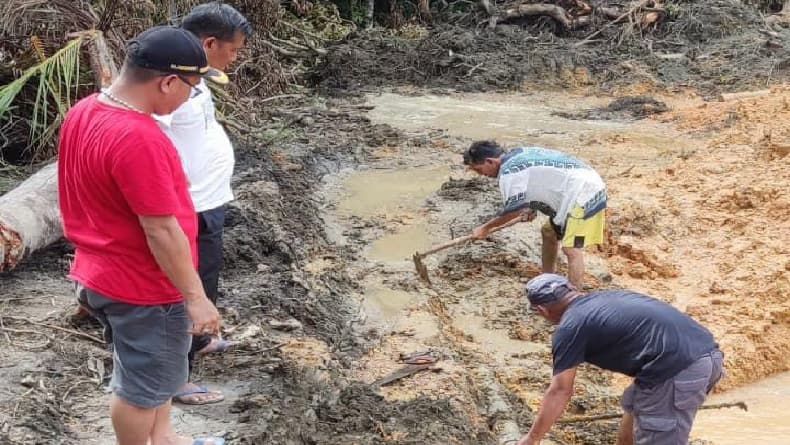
[339,165,449,329]
[362,286,414,321]
[366,92,626,146]
[368,222,433,263]
[337,165,449,217]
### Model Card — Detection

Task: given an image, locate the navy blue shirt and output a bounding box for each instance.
[552,290,718,388]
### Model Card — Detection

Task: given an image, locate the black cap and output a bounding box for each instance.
[525,274,575,306]
[127,26,228,85]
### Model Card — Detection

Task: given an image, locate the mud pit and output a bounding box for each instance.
[1,85,788,444]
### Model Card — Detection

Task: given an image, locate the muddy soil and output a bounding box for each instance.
[3,86,788,444]
[315,0,790,96]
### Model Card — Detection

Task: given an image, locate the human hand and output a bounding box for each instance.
[472,225,490,240]
[186,296,221,335]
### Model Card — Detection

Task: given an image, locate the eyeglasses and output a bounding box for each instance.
[176,75,203,98]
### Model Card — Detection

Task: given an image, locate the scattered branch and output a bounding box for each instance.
[278,19,328,42]
[261,38,312,59]
[575,0,654,47]
[2,315,104,344]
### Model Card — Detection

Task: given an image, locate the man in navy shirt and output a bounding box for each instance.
[517,274,724,445]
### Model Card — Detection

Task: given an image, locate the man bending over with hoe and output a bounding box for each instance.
[464,140,607,288]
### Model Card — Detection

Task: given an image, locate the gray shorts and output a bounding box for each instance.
[77,284,190,408]
[622,349,724,445]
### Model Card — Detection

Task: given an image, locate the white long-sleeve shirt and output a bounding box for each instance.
[154,80,234,212]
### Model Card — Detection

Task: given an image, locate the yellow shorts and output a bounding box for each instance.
[544,205,606,249]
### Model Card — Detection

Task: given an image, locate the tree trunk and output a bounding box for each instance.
[366,0,375,26]
[0,163,61,271]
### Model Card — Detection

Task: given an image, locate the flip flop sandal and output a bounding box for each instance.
[198,338,238,355]
[400,350,439,365]
[173,385,225,405]
[193,437,225,445]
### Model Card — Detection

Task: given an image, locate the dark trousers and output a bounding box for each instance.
[188,204,226,374]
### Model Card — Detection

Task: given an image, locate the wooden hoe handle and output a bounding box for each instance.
[416,217,522,257]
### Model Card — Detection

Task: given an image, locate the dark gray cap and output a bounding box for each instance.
[525,273,575,306]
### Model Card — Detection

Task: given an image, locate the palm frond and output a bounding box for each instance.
[0,36,84,158]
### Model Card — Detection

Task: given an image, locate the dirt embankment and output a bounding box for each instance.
[602,88,790,390]
[315,0,790,96]
[669,91,790,389]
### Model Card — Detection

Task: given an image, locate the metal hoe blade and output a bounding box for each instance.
[412,252,431,284]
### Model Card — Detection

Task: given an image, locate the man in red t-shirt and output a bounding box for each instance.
[58,26,226,445]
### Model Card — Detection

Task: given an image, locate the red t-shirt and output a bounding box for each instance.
[57,94,197,305]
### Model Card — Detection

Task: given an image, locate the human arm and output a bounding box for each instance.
[472,208,537,239]
[516,367,577,445]
[139,215,220,335]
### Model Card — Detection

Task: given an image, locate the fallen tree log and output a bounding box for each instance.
[0,32,115,272]
[0,163,61,272]
[497,4,574,28]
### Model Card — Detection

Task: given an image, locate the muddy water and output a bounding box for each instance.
[692,371,790,444]
[366,92,624,146]
[338,165,448,218]
[339,166,447,325]
[368,222,432,262]
[362,286,414,321]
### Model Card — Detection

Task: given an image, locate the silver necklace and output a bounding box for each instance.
[100,88,147,114]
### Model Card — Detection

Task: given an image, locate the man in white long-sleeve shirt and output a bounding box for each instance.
[465,140,607,288]
[156,2,250,405]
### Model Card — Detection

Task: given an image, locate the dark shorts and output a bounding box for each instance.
[76,285,190,408]
[621,349,725,445]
